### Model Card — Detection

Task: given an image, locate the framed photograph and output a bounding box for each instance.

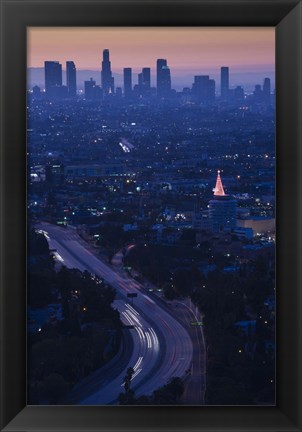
[0,0,301,431]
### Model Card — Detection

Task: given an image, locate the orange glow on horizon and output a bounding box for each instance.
[27,27,275,76]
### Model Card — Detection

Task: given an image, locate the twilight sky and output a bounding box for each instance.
[27,27,275,90]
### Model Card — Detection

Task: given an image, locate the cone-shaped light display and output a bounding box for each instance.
[213,170,226,196]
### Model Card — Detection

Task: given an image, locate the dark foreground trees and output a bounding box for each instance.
[27,229,122,404]
[118,376,184,405]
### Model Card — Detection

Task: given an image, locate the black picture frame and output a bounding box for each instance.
[0,0,301,430]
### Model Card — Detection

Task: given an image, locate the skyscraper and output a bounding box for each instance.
[138,72,143,87]
[233,86,244,101]
[221,66,229,99]
[101,49,114,97]
[253,84,263,102]
[142,68,151,89]
[157,59,171,98]
[44,61,62,94]
[209,170,237,232]
[263,77,271,104]
[66,61,76,97]
[123,68,132,99]
[135,67,151,98]
[208,79,216,103]
[84,77,96,99]
[192,75,215,103]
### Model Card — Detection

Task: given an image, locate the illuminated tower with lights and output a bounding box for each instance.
[209,170,237,232]
[213,170,225,196]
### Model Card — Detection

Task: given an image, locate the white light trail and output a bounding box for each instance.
[125,303,140,316]
[54,252,64,262]
[37,229,50,239]
[122,311,135,326]
[131,368,142,380]
[135,326,146,344]
[127,310,142,327]
[133,356,143,371]
[149,327,159,347]
[143,294,155,305]
[145,332,152,349]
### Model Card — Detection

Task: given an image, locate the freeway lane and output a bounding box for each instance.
[36,223,193,404]
[82,300,161,404]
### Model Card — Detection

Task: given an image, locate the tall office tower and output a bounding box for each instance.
[193,76,205,100]
[263,77,271,104]
[209,170,237,232]
[138,72,143,86]
[115,87,122,98]
[101,49,114,97]
[157,59,171,98]
[221,66,229,99]
[192,75,215,103]
[234,86,244,101]
[142,67,151,89]
[44,61,62,94]
[84,77,96,99]
[157,59,166,92]
[208,79,216,103]
[66,61,77,97]
[123,68,132,98]
[253,84,263,102]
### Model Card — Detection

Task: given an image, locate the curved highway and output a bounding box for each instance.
[36,223,193,404]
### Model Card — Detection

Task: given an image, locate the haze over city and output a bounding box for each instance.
[27,27,276,407]
[27,27,275,91]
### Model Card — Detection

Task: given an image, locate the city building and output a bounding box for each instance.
[232,227,254,240]
[237,216,275,236]
[209,170,237,232]
[84,78,101,100]
[135,67,151,98]
[192,75,215,103]
[32,85,41,99]
[193,209,212,231]
[64,163,130,178]
[253,84,263,103]
[142,67,151,89]
[115,87,122,98]
[101,49,114,97]
[45,163,64,185]
[157,59,171,98]
[233,86,244,101]
[84,78,96,99]
[66,61,77,97]
[221,66,229,99]
[263,77,271,104]
[123,68,132,98]
[44,61,63,96]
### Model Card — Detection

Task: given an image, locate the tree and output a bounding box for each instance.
[118,367,135,405]
[38,373,69,404]
[124,366,134,392]
[29,230,50,256]
[174,268,193,297]
[152,377,184,405]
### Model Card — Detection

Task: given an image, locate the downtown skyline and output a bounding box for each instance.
[27,27,275,406]
[27,27,275,91]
